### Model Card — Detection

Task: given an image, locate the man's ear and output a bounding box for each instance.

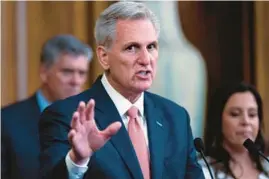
[39,64,48,83]
[97,46,110,70]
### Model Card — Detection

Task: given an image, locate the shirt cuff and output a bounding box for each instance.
[65,151,90,179]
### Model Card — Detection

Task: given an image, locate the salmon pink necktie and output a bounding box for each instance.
[127,106,150,179]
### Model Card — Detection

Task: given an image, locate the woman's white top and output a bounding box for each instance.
[199,156,269,179]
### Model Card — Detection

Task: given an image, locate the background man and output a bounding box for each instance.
[1,34,93,179]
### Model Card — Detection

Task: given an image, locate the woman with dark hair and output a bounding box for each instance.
[201,82,269,179]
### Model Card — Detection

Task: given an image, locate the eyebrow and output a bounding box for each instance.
[228,107,258,111]
[123,40,158,48]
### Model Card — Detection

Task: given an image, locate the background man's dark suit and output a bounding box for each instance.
[39,76,204,179]
[1,95,41,179]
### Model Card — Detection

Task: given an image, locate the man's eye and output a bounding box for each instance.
[61,69,73,75]
[79,71,87,76]
[147,44,156,50]
[126,45,137,52]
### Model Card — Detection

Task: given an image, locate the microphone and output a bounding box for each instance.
[194,138,214,179]
[243,138,269,163]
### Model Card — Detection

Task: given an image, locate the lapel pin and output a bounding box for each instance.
[156,121,163,127]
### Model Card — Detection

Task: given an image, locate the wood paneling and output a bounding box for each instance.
[87,1,113,83]
[26,1,91,95]
[255,1,269,140]
[1,1,112,106]
[1,1,17,107]
[242,2,255,84]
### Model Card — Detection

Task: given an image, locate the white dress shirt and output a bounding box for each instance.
[65,74,149,179]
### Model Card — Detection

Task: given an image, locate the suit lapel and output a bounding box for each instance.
[144,93,167,179]
[91,77,144,179]
[30,94,42,131]
[31,94,42,117]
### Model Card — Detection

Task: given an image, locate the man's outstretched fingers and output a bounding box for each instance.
[78,101,86,124]
[86,99,95,121]
[71,111,81,131]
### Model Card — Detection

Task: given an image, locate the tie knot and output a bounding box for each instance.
[127,106,139,119]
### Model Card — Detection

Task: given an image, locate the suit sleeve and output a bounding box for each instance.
[39,106,72,179]
[184,109,205,179]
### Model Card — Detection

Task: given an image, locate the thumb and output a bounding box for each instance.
[102,122,122,139]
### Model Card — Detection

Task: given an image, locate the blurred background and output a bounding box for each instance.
[1,1,269,140]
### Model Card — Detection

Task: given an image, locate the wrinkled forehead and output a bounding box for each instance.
[44,53,89,69]
[113,19,158,44]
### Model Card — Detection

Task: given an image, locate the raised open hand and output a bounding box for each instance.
[68,99,122,165]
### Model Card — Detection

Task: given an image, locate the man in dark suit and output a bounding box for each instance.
[1,34,92,179]
[39,2,205,179]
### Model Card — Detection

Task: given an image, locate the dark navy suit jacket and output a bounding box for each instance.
[39,76,205,179]
[2,94,41,179]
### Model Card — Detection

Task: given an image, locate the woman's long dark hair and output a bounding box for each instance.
[204,82,267,177]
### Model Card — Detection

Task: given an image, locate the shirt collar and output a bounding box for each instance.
[101,74,144,117]
[36,89,51,112]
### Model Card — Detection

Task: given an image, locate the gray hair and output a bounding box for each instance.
[94,1,160,49]
[40,34,93,68]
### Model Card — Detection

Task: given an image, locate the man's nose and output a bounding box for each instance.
[70,72,83,86]
[138,49,151,65]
